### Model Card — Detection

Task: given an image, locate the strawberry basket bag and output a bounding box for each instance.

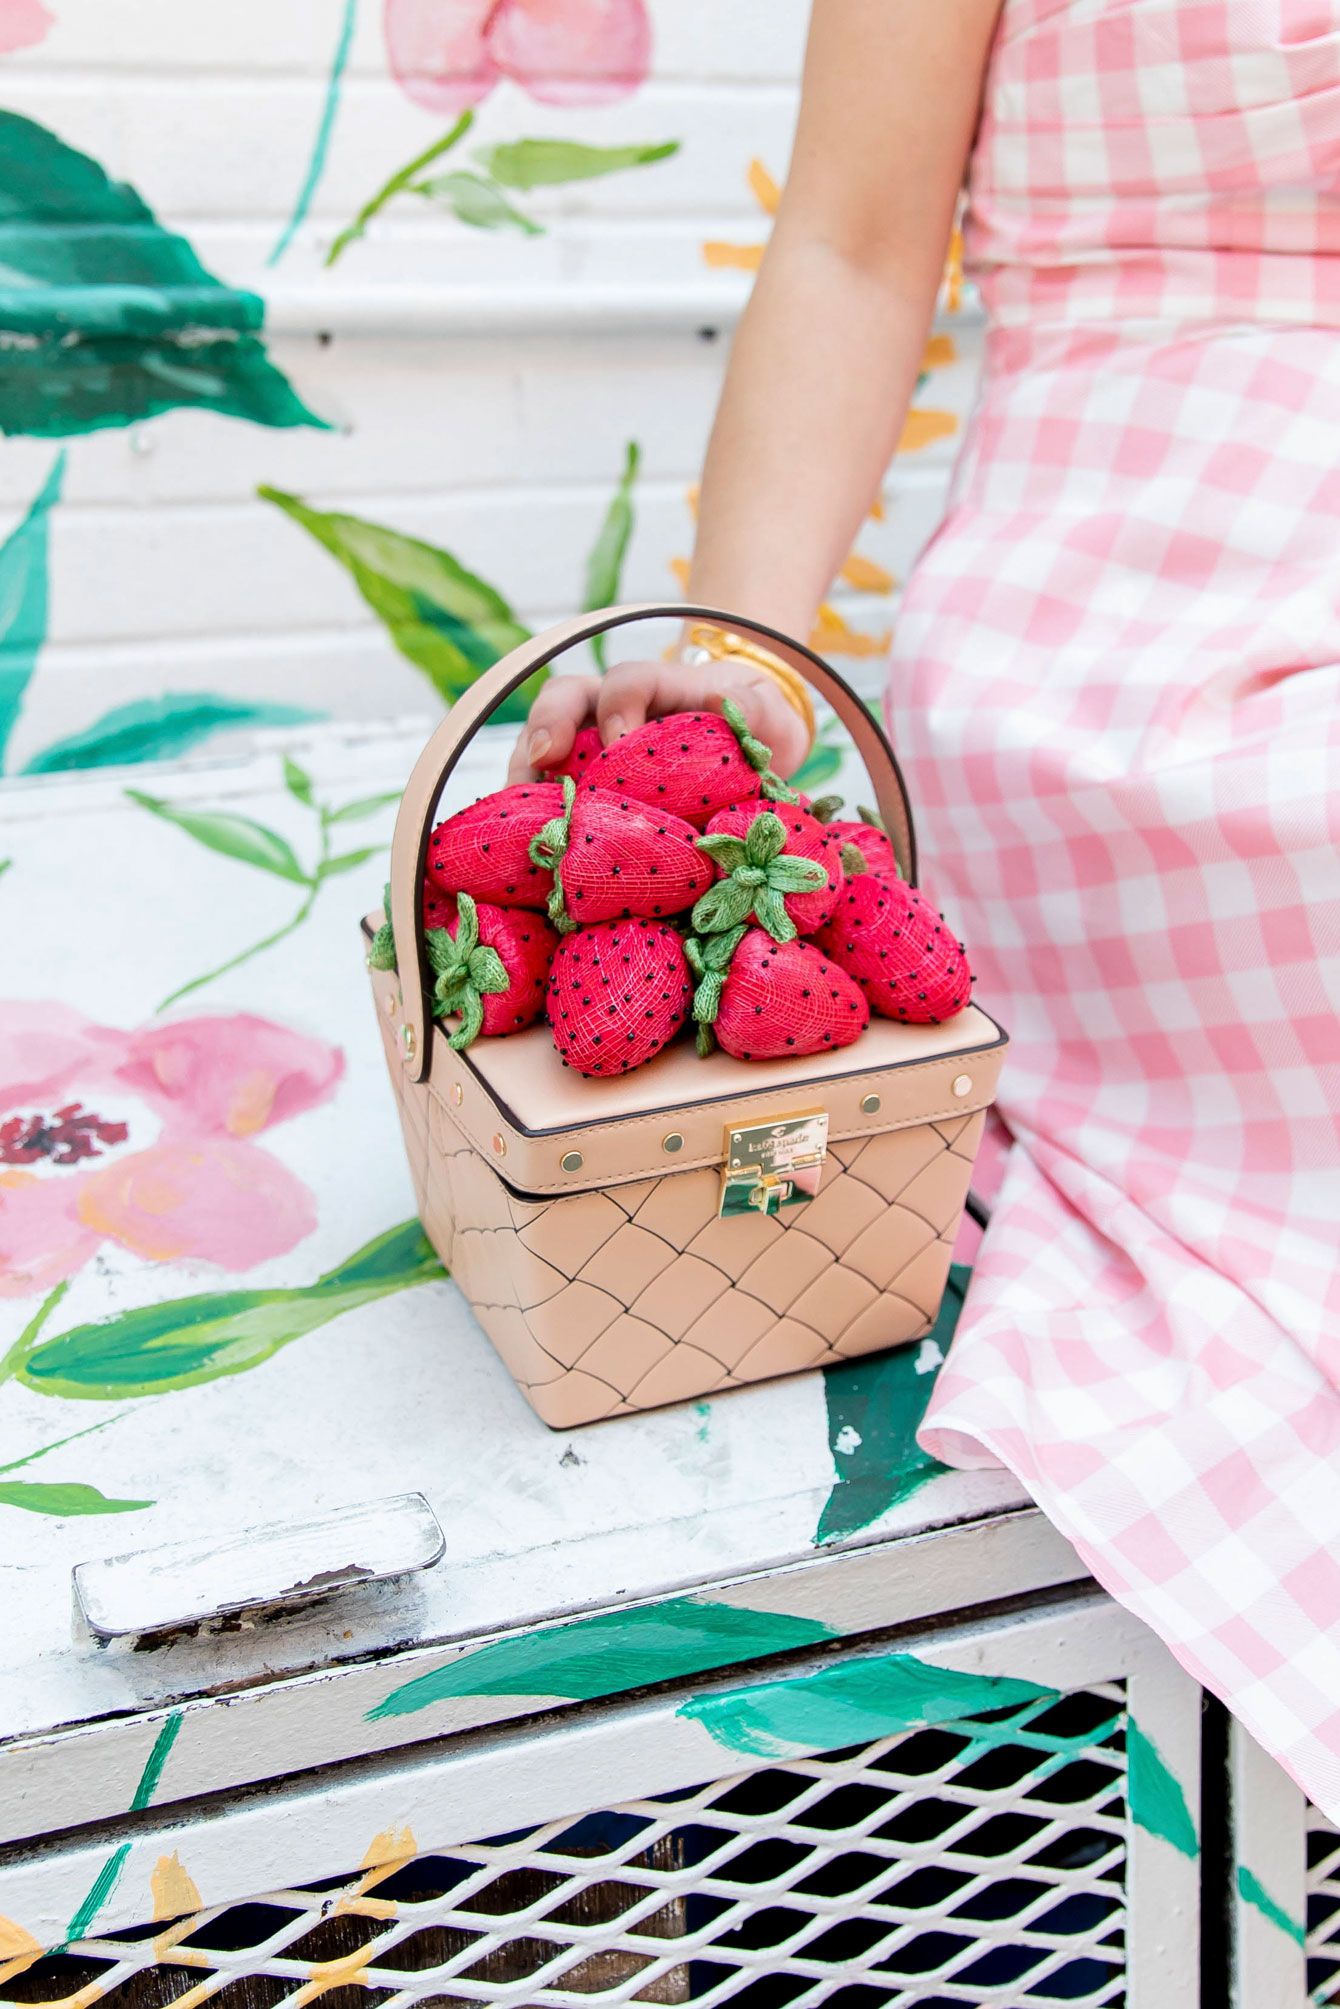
[366,604,1007,1429]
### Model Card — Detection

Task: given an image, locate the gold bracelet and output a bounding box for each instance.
[683,622,817,743]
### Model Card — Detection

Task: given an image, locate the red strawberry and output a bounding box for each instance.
[427,782,565,910]
[528,776,711,930]
[552,724,603,782]
[434,896,557,1042]
[697,802,842,940]
[420,893,555,1050]
[814,873,972,1023]
[828,820,900,879]
[546,920,692,1076]
[585,698,798,830]
[423,879,455,931]
[686,926,868,1061]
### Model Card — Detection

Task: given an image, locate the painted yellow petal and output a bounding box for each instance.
[899,408,958,454]
[868,494,885,521]
[809,604,892,658]
[224,1068,277,1138]
[747,158,780,216]
[360,1824,417,1871]
[922,332,957,370]
[668,556,691,590]
[702,240,764,271]
[840,553,896,595]
[685,481,700,519]
[944,223,964,311]
[0,1915,42,1988]
[152,1851,202,1922]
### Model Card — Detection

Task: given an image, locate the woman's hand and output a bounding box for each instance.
[507,655,811,785]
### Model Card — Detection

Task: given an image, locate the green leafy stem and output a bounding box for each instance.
[327,117,679,265]
[1,1219,445,1405]
[128,755,399,1012]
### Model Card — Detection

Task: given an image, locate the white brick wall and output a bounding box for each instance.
[0,0,981,770]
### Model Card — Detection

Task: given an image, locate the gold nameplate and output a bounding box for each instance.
[719,1108,830,1219]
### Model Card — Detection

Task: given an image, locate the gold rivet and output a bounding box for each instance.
[663,1133,684,1154]
[952,1074,972,1098]
[860,1093,881,1115]
[450,1082,463,1106]
[383,992,396,1018]
[400,1024,416,1059]
[492,1134,507,1157]
[561,1150,584,1172]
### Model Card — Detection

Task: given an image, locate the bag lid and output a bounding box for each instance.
[368,930,1005,1199]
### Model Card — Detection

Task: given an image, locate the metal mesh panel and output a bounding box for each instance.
[1306,1804,1340,2002]
[3,1683,1128,2009]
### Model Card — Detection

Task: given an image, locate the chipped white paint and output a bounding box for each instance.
[74,1493,445,1639]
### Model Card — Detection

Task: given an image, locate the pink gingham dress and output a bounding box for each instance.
[894,0,1340,1816]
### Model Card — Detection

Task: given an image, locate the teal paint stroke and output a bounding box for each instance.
[21,695,321,774]
[269,0,358,266]
[0,452,62,772]
[368,1599,837,1722]
[815,1264,969,1544]
[1237,1865,1305,1946]
[0,111,326,436]
[1128,1718,1199,1858]
[64,1711,182,1944]
[680,1649,1059,1762]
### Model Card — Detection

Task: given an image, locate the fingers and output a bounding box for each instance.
[506,674,599,783]
[593,660,667,742]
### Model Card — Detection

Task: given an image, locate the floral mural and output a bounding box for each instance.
[385,0,651,110]
[0,1007,342,1299]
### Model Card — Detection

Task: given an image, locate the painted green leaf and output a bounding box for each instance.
[18,1220,445,1401]
[328,111,473,267]
[475,138,679,191]
[282,754,314,805]
[259,486,542,723]
[416,170,542,236]
[790,741,843,793]
[680,1650,1057,1761]
[0,452,62,772]
[815,1265,967,1544]
[22,695,320,775]
[583,441,640,672]
[125,790,309,884]
[369,1598,837,1721]
[317,846,382,879]
[0,1480,151,1517]
[0,110,325,438]
[1128,1720,1199,1858]
[1237,1867,1304,1945]
[326,791,401,825]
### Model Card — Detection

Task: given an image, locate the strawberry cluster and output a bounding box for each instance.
[374,700,974,1075]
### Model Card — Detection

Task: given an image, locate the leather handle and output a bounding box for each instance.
[389,602,916,1083]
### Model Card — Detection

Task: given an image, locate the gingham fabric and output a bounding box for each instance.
[894,0,1340,1819]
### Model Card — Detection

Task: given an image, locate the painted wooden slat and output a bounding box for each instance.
[0,1591,1169,1953]
[1229,1721,1308,2006]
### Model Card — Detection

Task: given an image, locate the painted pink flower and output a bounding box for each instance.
[385,0,650,114]
[0,0,53,54]
[0,1004,343,1298]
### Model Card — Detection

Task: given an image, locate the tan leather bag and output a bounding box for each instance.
[367,604,1007,1429]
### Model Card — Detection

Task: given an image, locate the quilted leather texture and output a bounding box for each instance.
[375,995,983,1429]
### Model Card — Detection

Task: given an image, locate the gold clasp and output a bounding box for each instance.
[719,1108,829,1219]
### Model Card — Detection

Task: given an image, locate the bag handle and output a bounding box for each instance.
[389,602,917,1083]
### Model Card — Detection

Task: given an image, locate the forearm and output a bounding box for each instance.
[690,237,935,637]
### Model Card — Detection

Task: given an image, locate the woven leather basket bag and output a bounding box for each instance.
[367,604,1007,1429]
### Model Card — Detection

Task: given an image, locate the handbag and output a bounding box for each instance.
[367,603,1007,1429]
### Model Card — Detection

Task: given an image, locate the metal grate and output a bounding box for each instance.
[1307,1804,1340,2003]
[4,1684,1128,2009]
